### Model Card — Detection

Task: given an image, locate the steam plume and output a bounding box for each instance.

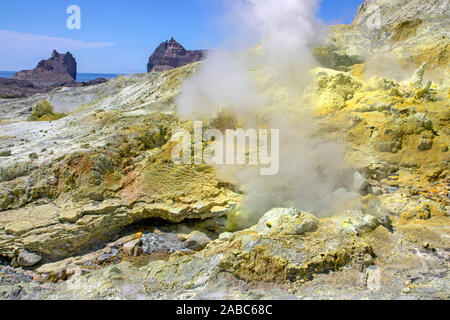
[176,0,359,227]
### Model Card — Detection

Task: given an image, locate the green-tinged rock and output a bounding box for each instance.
[251,208,318,236]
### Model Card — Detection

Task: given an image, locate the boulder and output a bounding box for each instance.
[122,239,142,256]
[183,231,212,251]
[17,250,42,267]
[353,172,369,194]
[336,210,380,234]
[369,185,383,195]
[252,208,318,236]
[141,232,186,254]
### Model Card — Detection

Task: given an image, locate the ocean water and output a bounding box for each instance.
[77,73,124,82]
[0,71,123,82]
[0,71,15,79]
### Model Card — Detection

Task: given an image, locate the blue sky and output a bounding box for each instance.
[0,0,363,74]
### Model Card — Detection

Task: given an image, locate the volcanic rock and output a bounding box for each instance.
[15,50,77,86]
[353,172,369,193]
[0,51,108,99]
[320,0,450,73]
[0,0,448,300]
[140,231,193,254]
[0,78,37,99]
[353,0,448,28]
[147,38,206,72]
[252,208,319,236]
[79,78,107,86]
[123,239,142,256]
[17,250,42,267]
[182,231,212,251]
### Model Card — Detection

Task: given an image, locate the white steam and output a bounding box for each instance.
[229,0,324,85]
[216,116,358,222]
[176,50,263,119]
[175,0,359,224]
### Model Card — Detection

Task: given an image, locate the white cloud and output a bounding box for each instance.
[0,30,114,51]
[0,30,114,70]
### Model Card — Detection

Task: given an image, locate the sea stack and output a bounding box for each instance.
[1,50,107,98]
[147,37,206,72]
[14,50,77,86]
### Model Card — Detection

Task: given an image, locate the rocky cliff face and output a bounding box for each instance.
[314,0,449,76]
[353,0,449,28]
[147,38,206,72]
[14,50,77,86]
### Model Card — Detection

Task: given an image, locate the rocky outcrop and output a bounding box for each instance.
[147,38,206,72]
[0,78,38,99]
[79,78,107,86]
[0,51,108,99]
[317,0,450,73]
[0,77,107,99]
[353,0,449,28]
[15,50,77,86]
